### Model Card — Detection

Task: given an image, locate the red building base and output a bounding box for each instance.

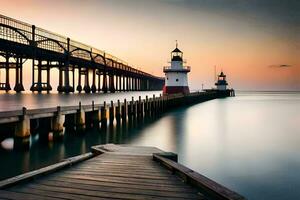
[163,86,190,95]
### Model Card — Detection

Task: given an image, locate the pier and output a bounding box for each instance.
[0,14,164,93]
[0,91,232,148]
[0,144,246,200]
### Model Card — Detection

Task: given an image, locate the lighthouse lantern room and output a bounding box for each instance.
[215,71,228,90]
[163,42,191,95]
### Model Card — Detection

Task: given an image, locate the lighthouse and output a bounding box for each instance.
[163,42,190,95]
[215,71,228,90]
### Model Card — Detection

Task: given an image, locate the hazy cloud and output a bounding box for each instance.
[269,64,293,68]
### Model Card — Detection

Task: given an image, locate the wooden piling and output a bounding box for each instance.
[91,101,100,128]
[109,101,115,125]
[75,102,86,133]
[51,106,65,140]
[101,101,107,128]
[145,95,149,117]
[137,96,143,118]
[116,100,121,124]
[121,99,127,123]
[14,107,30,148]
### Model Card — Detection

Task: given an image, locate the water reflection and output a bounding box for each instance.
[0,92,299,200]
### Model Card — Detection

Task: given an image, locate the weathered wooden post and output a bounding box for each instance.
[116,100,121,124]
[137,96,142,118]
[109,101,115,126]
[76,102,86,133]
[52,106,65,140]
[121,99,127,124]
[145,95,149,117]
[128,97,134,120]
[14,107,30,149]
[159,94,163,113]
[91,101,100,128]
[101,101,107,128]
[153,94,157,116]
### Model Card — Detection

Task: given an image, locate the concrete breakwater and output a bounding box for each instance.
[0,91,232,149]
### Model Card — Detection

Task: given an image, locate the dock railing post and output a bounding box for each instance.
[109,100,115,126]
[145,95,149,117]
[121,99,127,124]
[101,101,107,128]
[152,94,156,117]
[76,101,86,133]
[14,107,30,149]
[137,96,142,118]
[128,97,134,120]
[116,100,121,124]
[52,106,65,140]
[133,99,137,119]
[91,101,100,129]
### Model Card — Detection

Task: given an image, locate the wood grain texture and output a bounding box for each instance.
[0,144,244,200]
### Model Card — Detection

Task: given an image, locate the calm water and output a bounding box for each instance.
[0,91,299,200]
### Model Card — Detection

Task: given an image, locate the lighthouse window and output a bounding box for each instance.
[176,79,179,82]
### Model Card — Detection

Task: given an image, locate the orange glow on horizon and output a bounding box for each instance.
[0,0,299,91]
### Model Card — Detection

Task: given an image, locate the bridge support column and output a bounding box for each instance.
[2,53,11,91]
[129,77,132,91]
[14,57,25,93]
[115,75,119,92]
[118,75,122,92]
[46,62,52,91]
[60,62,74,93]
[136,78,139,91]
[37,60,43,91]
[60,38,74,93]
[57,65,63,92]
[91,68,97,93]
[97,71,101,92]
[14,107,30,149]
[134,78,138,91]
[51,106,65,140]
[140,79,143,91]
[122,76,126,92]
[76,68,82,92]
[147,79,150,90]
[126,76,130,91]
[83,69,91,93]
[102,72,108,93]
[109,74,115,93]
[132,78,135,91]
[30,60,52,92]
[76,102,86,133]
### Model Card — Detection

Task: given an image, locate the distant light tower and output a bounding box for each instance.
[215,71,228,90]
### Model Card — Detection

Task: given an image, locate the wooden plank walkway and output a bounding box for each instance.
[0,144,246,200]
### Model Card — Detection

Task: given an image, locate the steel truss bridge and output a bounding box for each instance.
[0,14,164,93]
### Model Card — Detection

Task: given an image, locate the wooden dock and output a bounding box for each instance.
[0,144,246,200]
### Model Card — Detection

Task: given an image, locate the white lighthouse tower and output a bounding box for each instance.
[163,42,190,95]
[215,71,228,90]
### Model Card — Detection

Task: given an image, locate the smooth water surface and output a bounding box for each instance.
[0,91,162,111]
[0,91,299,200]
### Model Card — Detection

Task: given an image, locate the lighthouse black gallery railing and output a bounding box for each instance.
[0,14,164,93]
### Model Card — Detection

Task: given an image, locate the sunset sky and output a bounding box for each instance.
[1,0,299,91]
